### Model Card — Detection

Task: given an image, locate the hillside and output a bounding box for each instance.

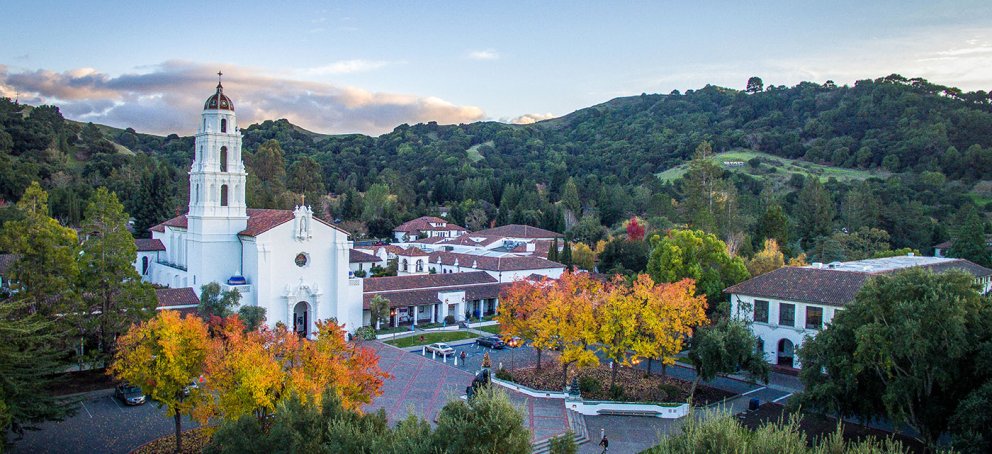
[2,74,991,256]
[655,150,882,183]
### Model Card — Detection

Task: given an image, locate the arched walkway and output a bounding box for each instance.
[777,338,795,368]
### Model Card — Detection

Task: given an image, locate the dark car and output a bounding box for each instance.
[476,336,506,349]
[115,383,146,406]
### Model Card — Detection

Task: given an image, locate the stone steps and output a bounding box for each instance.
[531,408,589,454]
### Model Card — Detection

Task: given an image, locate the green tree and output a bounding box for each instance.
[77,188,156,362]
[948,204,990,267]
[951,382,992,454]
[755,204,789,248]
[679,141,724,234]
[0,298,75,443]
[795,177,834,248]
[796,268,990,448]
[0,182,80,317]
[560,177,581,215]
[237,306,267,332]
[560,241,573,271]
[686,319,769,400]
[598,238,650,275]
[368,295,390,330]
[745,76,764,93]
[286,156,325,195]
[647,229,749,313]
[198,283,242,322]
[433,386,532,454]
[548,237,559,262]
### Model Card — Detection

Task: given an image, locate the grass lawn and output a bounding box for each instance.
[384,331,479,348]
[656,149,879,183]
[477,324,501,335]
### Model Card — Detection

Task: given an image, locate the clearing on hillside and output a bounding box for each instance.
[656,150,882,183]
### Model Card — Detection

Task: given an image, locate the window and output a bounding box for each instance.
[220,146,228,172]
[220,118,227,133]
[220,185,228,206]
[753,300,769,323]
[779,303,795,327]
[141,256,149,275]
[806,306,823,330]
[295,253,308,267]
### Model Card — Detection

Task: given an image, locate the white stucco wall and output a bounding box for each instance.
[730,294,841,369]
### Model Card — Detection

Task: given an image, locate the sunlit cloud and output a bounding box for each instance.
[299,59,393,75]
[0,61,486,136]
[468,49,500,61]
[510,113,555,124]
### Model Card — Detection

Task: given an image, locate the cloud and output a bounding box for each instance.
[467,49,500,61]
[510,113,556,125]
[0,61,485,136]
[299,59,393,75]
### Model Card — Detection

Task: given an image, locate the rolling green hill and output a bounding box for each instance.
[656,150,882,183]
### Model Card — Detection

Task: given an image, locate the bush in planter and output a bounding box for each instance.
[353,269,367,278]
[495,368,514,381]
[355,326,376,340]
[444,315,456,325]
[578,376,601,394]
[658,383,682,402]
[548,431,577,454]
[609,384,625,401]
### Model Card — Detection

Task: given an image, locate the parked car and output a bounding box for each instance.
[426,342,455,357]
[506,336,523,348]
[115,383,146,406]
[476,336,506,349]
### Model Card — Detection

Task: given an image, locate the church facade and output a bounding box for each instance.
[136,80,363,336]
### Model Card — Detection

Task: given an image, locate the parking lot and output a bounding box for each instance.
[11,391,198,454]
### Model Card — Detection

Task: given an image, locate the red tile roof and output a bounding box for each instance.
[471,224,563,239]
[155,287,199,308]
[350,249,381,263]
[364,271,497,292]
[396,246,429,257]
[135,239,166,252]
[149,209,346,237]
[150,214,188,232]
[428,251,564,272]
[363,283,507,309]
[725,259,992,307]
[394,216,467,234]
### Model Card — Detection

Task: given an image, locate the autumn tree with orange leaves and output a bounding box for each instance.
[197,317,388,427]
[535,272,601,389]
[109,310,211,454]
[496,277,549,368]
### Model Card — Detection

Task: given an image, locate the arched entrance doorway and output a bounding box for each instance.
[777,339,795,368]
[293,301,309,337]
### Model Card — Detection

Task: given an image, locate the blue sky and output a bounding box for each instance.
[2,1,990,135]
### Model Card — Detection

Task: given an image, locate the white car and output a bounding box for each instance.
[426,342,455,357]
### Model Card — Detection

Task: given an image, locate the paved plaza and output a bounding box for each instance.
[366,341,572,442]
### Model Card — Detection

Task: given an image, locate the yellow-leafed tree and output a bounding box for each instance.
[108,310,211,454]
[633,277,708,380]
[747,239,785,276]
[497,277,549,368]
[535,272,601,389]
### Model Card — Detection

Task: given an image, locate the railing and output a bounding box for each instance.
[155,261,186,271]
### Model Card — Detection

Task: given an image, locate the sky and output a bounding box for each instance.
[2,1,991,136]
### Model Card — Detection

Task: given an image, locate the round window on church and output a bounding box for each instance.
[295,253,309,267]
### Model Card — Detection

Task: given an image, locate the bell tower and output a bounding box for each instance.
[186,73,248,290]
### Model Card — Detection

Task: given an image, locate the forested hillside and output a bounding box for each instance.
[2,74,991,267]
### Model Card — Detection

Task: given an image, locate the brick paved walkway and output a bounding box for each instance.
[365,341,570,442]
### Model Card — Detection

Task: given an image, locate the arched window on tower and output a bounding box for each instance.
[220,146,228,172]
[221,118,227,133]
[220,184,229,206]
[141,256,149,275]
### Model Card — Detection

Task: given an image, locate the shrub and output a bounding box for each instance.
[609,384,625,400]
[444,315,456,325]
[658,383,682,402]
[578,376,601,394]
[355,326,376,340]
[548,431,577,454]
[353,269,367,278]
[495,368,514,381]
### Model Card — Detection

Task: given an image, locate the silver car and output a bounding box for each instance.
[426,342,455,357]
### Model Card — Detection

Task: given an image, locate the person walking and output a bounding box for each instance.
[460,350,467,366]
[599,434,609,452]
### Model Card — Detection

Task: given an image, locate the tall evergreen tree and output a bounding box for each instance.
[77,188,157,361]
[680,141,725,234]
[949,204,991,267]
[561,177,581,215]
[548,237,559,262]
[795,177,835,248]
[0,298,75,442]
[561,241,573,271]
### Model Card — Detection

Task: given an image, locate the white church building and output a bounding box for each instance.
[135,80,363,336]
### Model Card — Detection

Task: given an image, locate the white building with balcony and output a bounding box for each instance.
[726,255,992,369]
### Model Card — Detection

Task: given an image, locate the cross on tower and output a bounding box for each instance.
[217,71,223,83]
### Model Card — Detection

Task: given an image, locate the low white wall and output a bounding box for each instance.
[469,320,498,329]
[567,400,689,418]
[491,377,688,418]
